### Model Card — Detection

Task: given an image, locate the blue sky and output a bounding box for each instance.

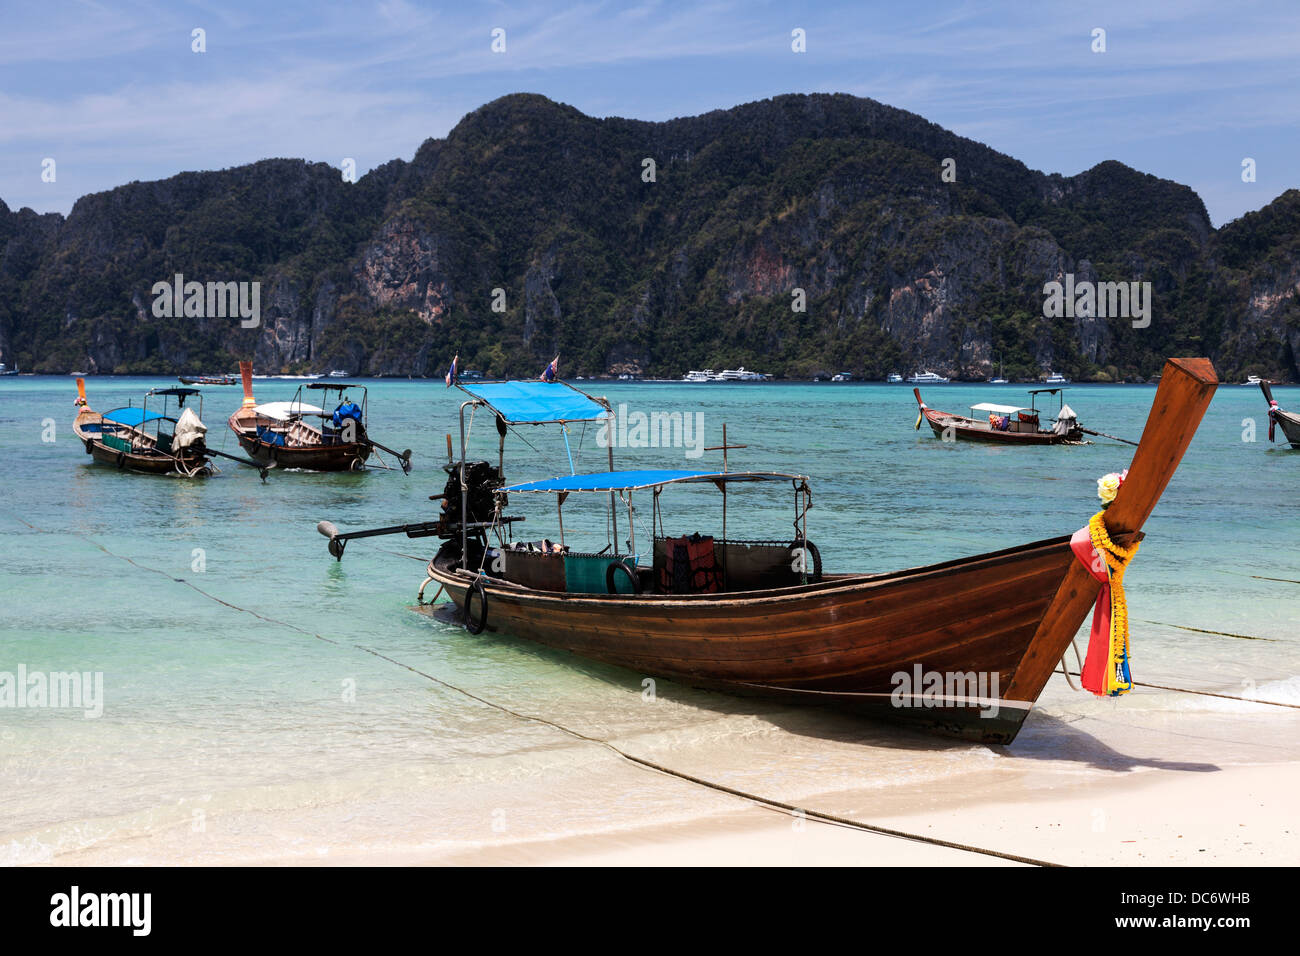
[2,0,1297,227]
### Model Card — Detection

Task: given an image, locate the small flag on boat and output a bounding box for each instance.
[445,354,458,388]
[540,355,559,382]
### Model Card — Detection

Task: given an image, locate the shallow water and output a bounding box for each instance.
[1,375,1297,863]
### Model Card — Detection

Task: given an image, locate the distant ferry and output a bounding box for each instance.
[906,371,950,384]
[1044,372,1070,385]
[886,372,903,383]
[831,372,852,382]
[683,368,770,382]
[716,367,769,382]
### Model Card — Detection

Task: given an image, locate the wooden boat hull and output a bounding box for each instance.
[85,439,210,475]
[1277,413,1300,448]
[427,536,1083,743]
[73,410,211,477]
[228,408,371,471]
[232,431,371,471]
[923,413,1076,444]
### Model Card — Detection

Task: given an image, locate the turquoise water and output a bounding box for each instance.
[2,375,1297,863]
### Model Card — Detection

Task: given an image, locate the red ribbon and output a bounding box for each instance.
[1070,524,1112,695]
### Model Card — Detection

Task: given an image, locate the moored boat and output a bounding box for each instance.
[228,362,410,472]
[318,359,1218,744]
[73,380,214,477]
[178,374,237,386]
[1261,381,1300,448]
[906,371,949,384]
[914,387,1084,444]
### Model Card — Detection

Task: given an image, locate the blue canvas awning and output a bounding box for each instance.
[503,469,807,493]
[456,381,609,424]
[102,407,165,427]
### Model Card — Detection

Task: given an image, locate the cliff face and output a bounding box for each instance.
[1,93,1296,380]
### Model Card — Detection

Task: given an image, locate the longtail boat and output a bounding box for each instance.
[73,379,270,478]
[318,358,1217,743]
[179,374,237,386]
[227,361,411,472]
[914,386,1084,444]
[1260,381,1300,448]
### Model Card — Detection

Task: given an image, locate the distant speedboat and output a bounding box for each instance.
[329,369,350,378]
[1044,372,1070,385]
[1246,375,1266,386]
[886,373,903,384]
[831,373,852,382]
[906,371,949,384]
[990,377,1009,384]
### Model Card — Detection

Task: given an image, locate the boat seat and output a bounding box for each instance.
[286,420,321,447]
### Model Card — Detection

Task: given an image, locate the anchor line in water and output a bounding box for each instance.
[13,512,1059,866]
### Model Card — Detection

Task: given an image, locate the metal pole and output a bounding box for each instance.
[459,401,472,569]
[606,409,618,551]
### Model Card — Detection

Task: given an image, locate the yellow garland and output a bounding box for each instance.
[1088,510,1139,695]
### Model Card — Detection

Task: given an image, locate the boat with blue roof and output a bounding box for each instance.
[317,359,1218,743]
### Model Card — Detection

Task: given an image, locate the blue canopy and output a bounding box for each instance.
[456,381,609,424]
[102,407,165,427]
[503,469,806,493]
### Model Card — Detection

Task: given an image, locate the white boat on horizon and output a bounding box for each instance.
[716,367,769,382]
[906,371,950,384]
[1044,372,1070,385]
[887,372,903,383]
[683,369,716,382]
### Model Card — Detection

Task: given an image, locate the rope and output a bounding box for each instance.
[1089,510,1139,696]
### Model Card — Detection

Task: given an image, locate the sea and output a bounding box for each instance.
[2,375,1297,864]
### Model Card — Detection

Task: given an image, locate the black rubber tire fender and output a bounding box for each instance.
[792,539,822,582]
[605,561,641,595]
[464,577,489,634]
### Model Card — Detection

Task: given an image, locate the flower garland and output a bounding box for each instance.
[1087,507,1139,696]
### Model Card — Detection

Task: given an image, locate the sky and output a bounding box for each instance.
[2,0,1298,227]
